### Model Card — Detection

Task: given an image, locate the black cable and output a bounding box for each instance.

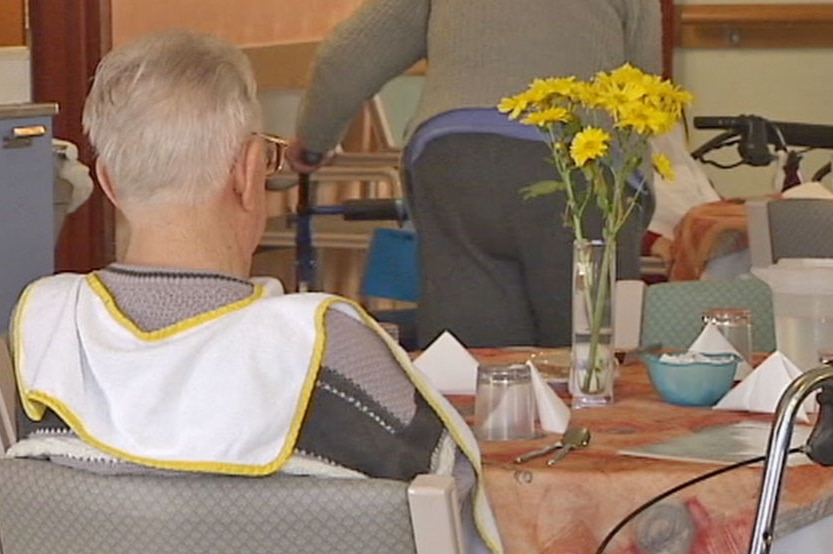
[691,131,740,162]
[594,446,807,554]
[700,158,747,170]
[812,162,832,182]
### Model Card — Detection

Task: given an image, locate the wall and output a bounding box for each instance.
[0,0,28,103]
[0,46,29,103]
[676,0,833,198]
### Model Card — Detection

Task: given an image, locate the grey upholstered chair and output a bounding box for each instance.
[747,197,833,268]
[0,460,466,554]
[0,336,466,554]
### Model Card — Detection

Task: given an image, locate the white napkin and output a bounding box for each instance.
[689,323,751,379]
[528,362,571,433]
[713,351,812,422]
[413,331,479,395]
[413,331,571,432]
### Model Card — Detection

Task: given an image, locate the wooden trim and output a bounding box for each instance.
[30,0,114,272]
[0,0,25,46]
[244,41,428,89]
[243,41,319,90]
[676,3,833,49]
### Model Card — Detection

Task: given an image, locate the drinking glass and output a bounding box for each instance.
[473,364,536,441]
[702,308,753,367]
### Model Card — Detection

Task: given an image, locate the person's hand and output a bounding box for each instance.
[285,139,332,174]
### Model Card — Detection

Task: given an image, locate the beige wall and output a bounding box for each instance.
[675,0,833,197]
[0,46,29,103]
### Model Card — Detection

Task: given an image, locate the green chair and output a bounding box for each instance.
[640,277,775,352]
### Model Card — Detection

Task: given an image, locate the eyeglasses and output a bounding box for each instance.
[255,132,289,176]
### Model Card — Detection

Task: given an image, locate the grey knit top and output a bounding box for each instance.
[296,0,663,153]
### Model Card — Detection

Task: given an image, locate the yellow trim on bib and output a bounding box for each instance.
[86,273,266,342]
[21,387,319,475]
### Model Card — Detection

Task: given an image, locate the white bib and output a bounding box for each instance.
[12,273,353,475]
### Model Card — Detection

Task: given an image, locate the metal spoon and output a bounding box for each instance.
[513,427,590,464]
[547,426,591,466]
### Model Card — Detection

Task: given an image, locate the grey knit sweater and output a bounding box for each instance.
[296,0,662,153]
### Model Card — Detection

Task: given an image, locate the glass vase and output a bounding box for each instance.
[569,239,617,408]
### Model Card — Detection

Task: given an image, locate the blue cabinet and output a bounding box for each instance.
[0,103,58,332]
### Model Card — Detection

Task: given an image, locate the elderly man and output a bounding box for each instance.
[7,29,500,553]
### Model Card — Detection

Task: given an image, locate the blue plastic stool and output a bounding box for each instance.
[361,228,420,350]
[361,228,420,303]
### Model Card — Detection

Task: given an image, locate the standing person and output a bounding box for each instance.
[289,0,663,348]
[6,29,501,553]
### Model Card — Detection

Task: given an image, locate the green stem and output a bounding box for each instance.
[578,239,615,394]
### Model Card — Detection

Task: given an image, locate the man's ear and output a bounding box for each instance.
[233,138,263,212]
[96,161,120,208]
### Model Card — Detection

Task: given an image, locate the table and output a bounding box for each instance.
[668,199,750,281]
[464,348,833,554]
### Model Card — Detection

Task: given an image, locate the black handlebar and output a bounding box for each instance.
[341,198,408,221]
[693,115,774,166]
[693,115,833,154]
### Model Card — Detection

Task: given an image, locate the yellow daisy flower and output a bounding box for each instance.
[570,127,610,167]
[497,93,529,120]
[653,153,675,181]
[522,106,572,127]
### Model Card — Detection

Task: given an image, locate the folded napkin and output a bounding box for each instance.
[413,331,571,432]
[713,351,813,422]
[413,331,480,395]
[527,361,571,433]
[690,323,751,379]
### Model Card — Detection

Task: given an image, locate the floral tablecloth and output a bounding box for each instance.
[667,199,749,281]
[464,348,833,554]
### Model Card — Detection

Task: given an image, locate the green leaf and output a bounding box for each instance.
[520,180,564,199]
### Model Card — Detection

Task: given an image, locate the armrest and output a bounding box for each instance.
[746,198,774,268]
[267,166,402,195]
[407,474,466,554]
[331,151,402,168]
[0,334,16,453]
[613,280,646,351]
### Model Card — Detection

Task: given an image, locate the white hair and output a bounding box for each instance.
[82,29,262,206]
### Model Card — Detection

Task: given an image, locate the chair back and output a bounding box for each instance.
[0,334,16,453]
[0,458,465,554]
[747,197,833,268]
[640,278,775,352]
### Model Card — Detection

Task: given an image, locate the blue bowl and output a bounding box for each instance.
[642,352,740,407]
